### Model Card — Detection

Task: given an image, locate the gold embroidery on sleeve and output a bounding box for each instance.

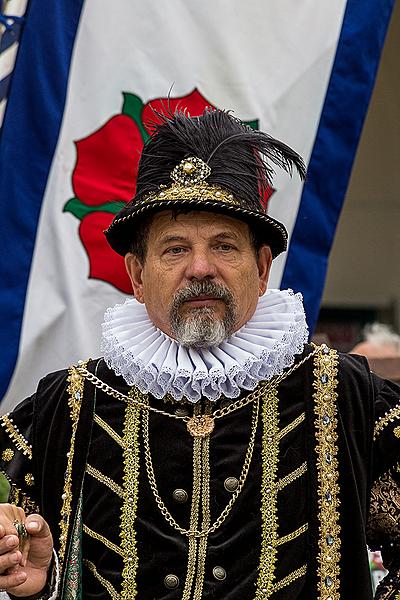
[313,346,341,600]
[2,449,14,462]
[374,404,400,440]
[367,469,400,547]
[0,415,32,459]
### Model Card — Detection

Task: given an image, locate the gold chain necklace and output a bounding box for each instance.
[76,347,316,437]
[141,392,260,538]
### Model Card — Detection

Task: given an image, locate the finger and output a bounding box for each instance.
[0,550,22,574]
[0,505,26,538]
[25,515,52,541]
[0,568,27,590]
[0,535,19,556]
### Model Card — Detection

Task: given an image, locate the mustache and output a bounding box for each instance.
[171,280,235,309]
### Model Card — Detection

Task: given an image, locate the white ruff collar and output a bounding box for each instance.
[101,289,308,403]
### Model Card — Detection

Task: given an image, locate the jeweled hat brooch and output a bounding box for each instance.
[105,110,306,258]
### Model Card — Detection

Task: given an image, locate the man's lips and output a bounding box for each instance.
[183,295,222,307]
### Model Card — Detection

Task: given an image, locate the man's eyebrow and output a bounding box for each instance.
[212,231,241,240]
[158,231,241,245]
[158,235,188,245]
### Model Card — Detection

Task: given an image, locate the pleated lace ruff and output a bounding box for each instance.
[101,289,308,402]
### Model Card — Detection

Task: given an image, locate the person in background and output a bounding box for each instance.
[351,322,400,593]
[352,323,400,384]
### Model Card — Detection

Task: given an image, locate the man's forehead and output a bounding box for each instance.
[148,210,251,239]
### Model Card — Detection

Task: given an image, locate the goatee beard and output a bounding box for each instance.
[170,280,237,348]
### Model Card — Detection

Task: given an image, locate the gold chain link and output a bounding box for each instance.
[76,347,317,424]
[142,396,260,538]
[182,404,202,599]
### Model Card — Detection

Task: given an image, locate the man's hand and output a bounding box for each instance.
[0,504,53,597]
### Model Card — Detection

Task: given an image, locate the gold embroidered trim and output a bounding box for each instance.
[120,389,141,599]
[83,559,119,600]
[94,413,124,448]
[277,461,307,491]
[374,403,400,441]
[58,363,87,566]
[83,523,123,557]
[0,415,32,459]
[2,448,14,462]
[367,469,400,548]
[277,523,308,546]
[182,405,202,600]
[24,473,34,486]
[271,564,307,594]
[2,471,38,514]
[255,385,280,599]
[313,346,341,600]
[86,463,124,498]
[192,430,211,600]
[278,412,305,441]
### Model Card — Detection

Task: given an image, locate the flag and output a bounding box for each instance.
[0,0,395,408]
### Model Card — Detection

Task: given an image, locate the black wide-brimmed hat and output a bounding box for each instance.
[105,110,306,258]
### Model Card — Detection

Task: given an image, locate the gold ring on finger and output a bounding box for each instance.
[13,520,28,550]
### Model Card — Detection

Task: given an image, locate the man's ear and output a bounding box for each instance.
[257,245,273,296]
[125,253,145,303]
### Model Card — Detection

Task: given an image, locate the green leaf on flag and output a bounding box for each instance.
[122,92,150,143]
[244,119,259,130]
[63,198,126,220]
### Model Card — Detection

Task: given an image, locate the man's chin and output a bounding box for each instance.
[172,313,229,348]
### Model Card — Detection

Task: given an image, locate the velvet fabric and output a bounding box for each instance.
[1,346,399,599]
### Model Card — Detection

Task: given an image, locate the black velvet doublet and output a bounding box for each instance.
[1,345,399,599]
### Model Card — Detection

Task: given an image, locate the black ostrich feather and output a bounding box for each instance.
[135,109,306,212]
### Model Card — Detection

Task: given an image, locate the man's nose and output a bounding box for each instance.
[185,250,217,280]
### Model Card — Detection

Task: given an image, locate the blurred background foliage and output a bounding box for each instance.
[0,473,10,502]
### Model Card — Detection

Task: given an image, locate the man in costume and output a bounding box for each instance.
[0,110,398,599]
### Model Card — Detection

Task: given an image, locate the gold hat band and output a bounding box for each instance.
[140,181,240,207]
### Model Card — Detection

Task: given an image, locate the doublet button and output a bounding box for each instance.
[164,574,179,589]
[173,489,188,503]
[224,477,239,492]
[213,566,226,581]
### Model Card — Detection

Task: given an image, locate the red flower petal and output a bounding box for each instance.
[72,115,143,206]
[142,89,216,133]
[79,212,132,294]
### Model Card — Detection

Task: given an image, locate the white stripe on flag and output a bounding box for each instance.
[0,42,19,80]
[0,98,6,127]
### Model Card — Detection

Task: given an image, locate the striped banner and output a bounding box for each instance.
[0,0,395,408]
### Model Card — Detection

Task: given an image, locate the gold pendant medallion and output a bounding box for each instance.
[186,415,215,437]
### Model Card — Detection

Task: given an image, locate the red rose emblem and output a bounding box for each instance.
[64,90,261,293]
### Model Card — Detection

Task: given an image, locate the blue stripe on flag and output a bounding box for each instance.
[281,0,395,333]
[0,0,84,399]
[0,73,12,101]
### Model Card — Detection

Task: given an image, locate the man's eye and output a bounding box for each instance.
[166,247,186,255]
[217,244,234,251]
